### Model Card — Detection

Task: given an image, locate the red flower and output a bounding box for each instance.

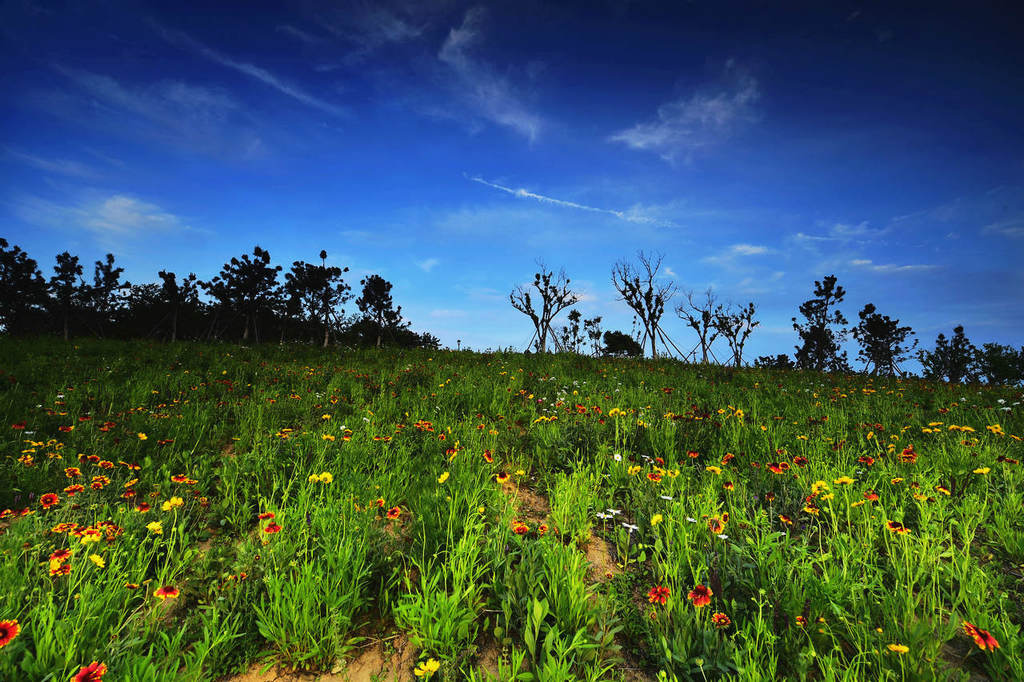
[792,456,809,467]
[963,622,999,652]
[40,493,59,509]
[0,619,19,648]
[64,484,85,496]
[863,491,879,502]
[153,585,179,600]
[49,548,72,562]
[707,514,728,534]
[512,521,530,535]
[687,450,700,459]
[857,456,875,466]
[646,472,662,482]
[886,520,911,535]
[711,612,732,629]
[171,474,189,483]
[779,514,793,526]
[900,446,918,464]
[263,522,282,534]
[482,450,494,463]
[11,421,26,430]
[386,506,402,520]
[687,584,713,608]
[647,585,671,605]
[74,661,108,681]
[257,512,275,520]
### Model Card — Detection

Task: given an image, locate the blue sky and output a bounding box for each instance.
[3,0,1023,362]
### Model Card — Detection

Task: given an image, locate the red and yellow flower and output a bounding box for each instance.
[687,584,713,608]
[73,661,108,682]
[0,619,19,649]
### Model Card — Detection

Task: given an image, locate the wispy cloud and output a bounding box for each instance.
[417,257,440,272]
[438,8,543,141]
[4,148,98,179]
[10,192,194,248]
[792,221,887,245]
[311,2,427,63]
[983,217,1024,238]
[49,66,265,160]
[609,60,759,162]
[849,258,936,274]
[702,243,772,266]
[468,175,677,227]
[276,24,324,45]
[154,23,347,116]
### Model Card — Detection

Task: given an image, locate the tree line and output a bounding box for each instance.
[509,253,1024,386]
[0,239,439,349]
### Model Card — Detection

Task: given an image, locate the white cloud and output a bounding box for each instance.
[438,8,543,141]
[983,218,1024,238]
[430,308,467,318]
[11,192,193,248]
[848,259,936,273]
[609,60,759,161]
[4,148,98,179]
[702,243,772,266]
[154,23,347,117]
[468,175,677,227]
[418,257,440,272]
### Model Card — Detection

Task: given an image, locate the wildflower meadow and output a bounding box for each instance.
[1,339,1021,681]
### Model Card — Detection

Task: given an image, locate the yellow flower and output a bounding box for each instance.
[147,521,163,535]
[651,514,663,526]
[137,433,148,441]
[161,496,184,512]
[666,469,679,478]
[414,658,441,678]
[319,472,333,484]
[322,433,336,441]
[89,554,105,569]
[705,466,722,475]
[833,476,854,486]
[887,644,909,654]
[811,480,830,494]
[321,414,331,420]
[437,472,450,484]
[308,473,321,483]
[628,465,642,476]
[515,469,525,476]
[973,467,990,475]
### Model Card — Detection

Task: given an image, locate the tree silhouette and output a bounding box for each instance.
[676,288,721,364]
[557,309,585,353]
[918,325,977,384]
[202,246,282,343]
[754,354,794,370]
[87,253,130,338]
[611,251,676,358]
[584,315,603,356]
[715,302,759,367]
[851,303,916,376]
[0,238,48,335]
[509,263,579,353]
[49,252,87,342]
[157,271,200,342]
[285,250,351,347]
[602,330,643,357]
[974,343,1024,386]
[356,274,409,347]
[792,275,850,373]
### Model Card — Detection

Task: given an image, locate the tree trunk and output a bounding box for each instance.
[63,313,69,342]
[171,308,178,343]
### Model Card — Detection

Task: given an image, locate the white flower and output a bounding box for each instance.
[997,399,1006,404]
[686,517,697,523]
[607,508,622,516]
[717,534,729,540]
[613,453,622,462]
[596,512,611,520]
[621,522,639,533]
[660,495,674,501]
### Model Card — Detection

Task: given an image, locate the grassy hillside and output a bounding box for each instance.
[0,339,1021,681]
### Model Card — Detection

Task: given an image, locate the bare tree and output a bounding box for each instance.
[676,287,721,363]
[715,302,759,367]
[509,262,579,353]
[611,251,676,358]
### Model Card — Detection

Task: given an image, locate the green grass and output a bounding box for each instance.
[0,338,1021,681]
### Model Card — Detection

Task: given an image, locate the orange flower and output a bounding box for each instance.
[687,450,700,459]
[50,563,71,577]
[711,612,731,629]
[963,622,999,652]
[40,493,59,509]
[257,512,275,520]
[795,616,807,628]
[482,450,494,463]
[171,474,189,483]
[63,484,85,496]
[64,467,82,478]
[73,661,108,682]
[0,619,19,649]
[687,584,713,608]
[263,522,282,534]
[707,514,728,534]
[647,585,671,605]
[779,514,793,526]
[386,506,402,520]
[863,491,879,501]
[646,472,662,482]
[153,585,179,600]
[49,548,72,563]
[511,521,529,535]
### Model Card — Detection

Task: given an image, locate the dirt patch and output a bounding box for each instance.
[475,636,502,681]
[502,483,550,524]
[220,635,417,682]
[583,533,619,582]
[222,442,237,459]
[338,633,417,682]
